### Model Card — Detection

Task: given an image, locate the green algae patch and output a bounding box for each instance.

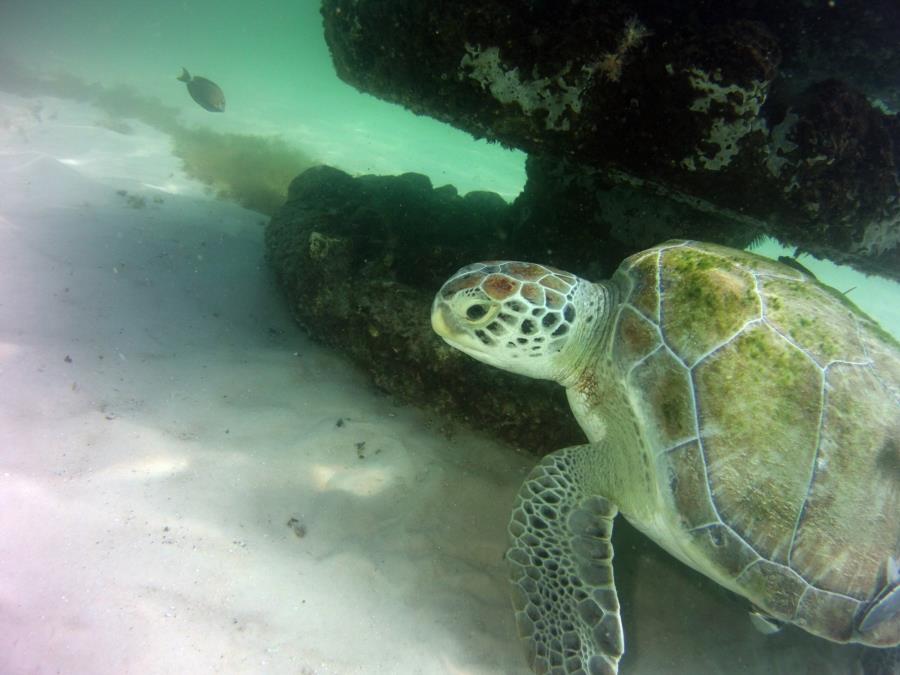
[659,246,761,365]
[695,323,823,563]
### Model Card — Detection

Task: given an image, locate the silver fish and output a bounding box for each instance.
[177,67,225,112]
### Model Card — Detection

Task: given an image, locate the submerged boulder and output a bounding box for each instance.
[321,0,900,280]
[266,165,581,452]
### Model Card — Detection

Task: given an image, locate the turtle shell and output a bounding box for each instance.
[609,239,900,646]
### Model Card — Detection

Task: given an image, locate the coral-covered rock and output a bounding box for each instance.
[265,165,584,453]
[321,0,900,279]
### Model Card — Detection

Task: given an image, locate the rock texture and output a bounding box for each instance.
[322,0,900,279]
[265,166,582,452]
[509,154,760,280]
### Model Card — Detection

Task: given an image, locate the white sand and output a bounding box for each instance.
[0,92,866,674]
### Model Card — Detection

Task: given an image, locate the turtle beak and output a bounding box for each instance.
[431,299,494,365]
[430,301,456,339]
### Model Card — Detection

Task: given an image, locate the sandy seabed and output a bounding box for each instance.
[0,91,864,674]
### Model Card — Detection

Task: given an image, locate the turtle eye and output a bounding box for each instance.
[466,304,489,321]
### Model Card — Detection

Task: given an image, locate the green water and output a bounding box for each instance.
[0,0,526,198]
[0,5,897,675]
[1,0,898,337]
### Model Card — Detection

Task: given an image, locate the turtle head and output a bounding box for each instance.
[431,261,606,385]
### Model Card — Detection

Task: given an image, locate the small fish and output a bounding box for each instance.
[177,67,225,112]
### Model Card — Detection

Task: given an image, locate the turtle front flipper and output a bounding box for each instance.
[507,444,624,675]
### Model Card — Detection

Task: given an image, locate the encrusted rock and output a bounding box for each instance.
[321,0,900,279]
[508,155,760,280]
[265,165,585,453]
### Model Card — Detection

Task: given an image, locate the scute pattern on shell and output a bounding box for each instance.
[610,240,900,645]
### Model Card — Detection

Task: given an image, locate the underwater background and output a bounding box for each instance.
[0,1,898,674]
[2,0,896,333]
[0,0,526,200]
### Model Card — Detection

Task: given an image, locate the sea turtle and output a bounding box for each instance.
[430,240,900,674]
